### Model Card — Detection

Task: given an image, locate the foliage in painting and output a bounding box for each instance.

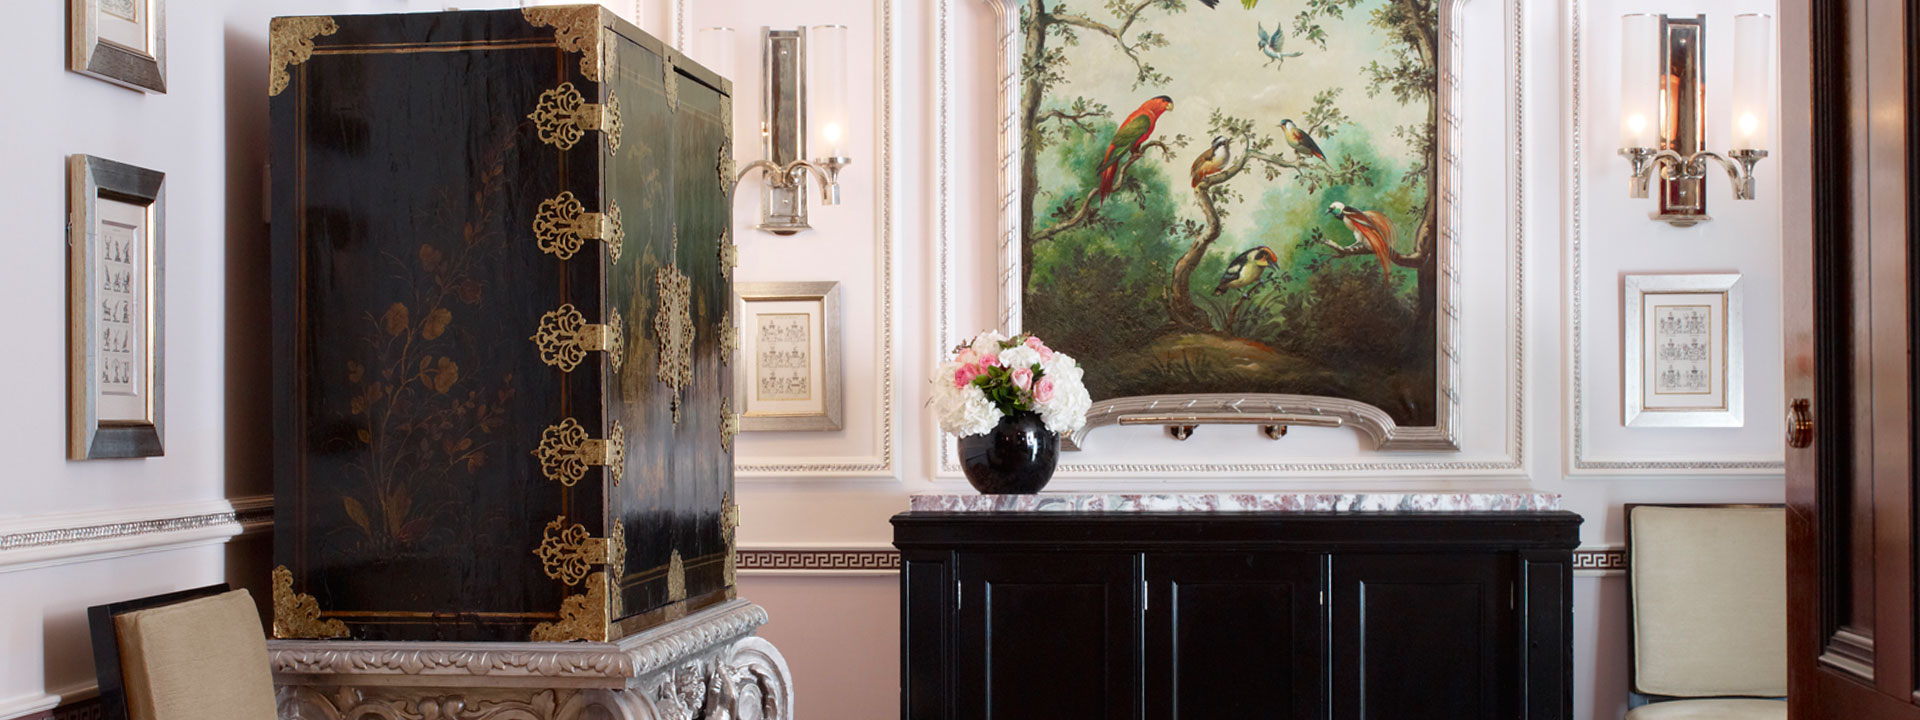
[1019,0,1441,425]
[323,135,521,557]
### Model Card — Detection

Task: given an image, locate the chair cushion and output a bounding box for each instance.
[114,589,276,720]
[1623,698,1787,720]
[1631,506,1787,697]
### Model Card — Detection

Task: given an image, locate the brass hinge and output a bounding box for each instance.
[717,228,738,284]
[719,313,738,366]
[532,304,624,373]
[720,399,741,453]
[528,83,623,153]
[534,516,613,587]
[532,417,627,487]
[534,192,624,263]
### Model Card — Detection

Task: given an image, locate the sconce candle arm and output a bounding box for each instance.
[1618,147,1768,201]
[733,157,854,206]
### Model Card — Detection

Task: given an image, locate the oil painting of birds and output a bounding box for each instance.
[1256,23,1301,68]
[1326,201,1397,280]
[1190,136,1231,187]
[1213,246,1280,295]
[1279,119,1325,163]
[1094,95,1175,203]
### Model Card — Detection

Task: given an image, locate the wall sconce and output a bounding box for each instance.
[704,25,853,236]
[1617,13,1771,227]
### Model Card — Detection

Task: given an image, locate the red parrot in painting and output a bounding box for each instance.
[1326,201,1397,280]
[1094,95,1175,203]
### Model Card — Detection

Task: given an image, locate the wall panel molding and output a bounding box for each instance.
[1563,0,1785,476]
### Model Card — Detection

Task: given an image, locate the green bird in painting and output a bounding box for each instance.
[1094,95,1175,204]
[1213,246,1280,295]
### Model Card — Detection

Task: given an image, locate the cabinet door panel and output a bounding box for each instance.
[957,553,1139,720]
[1146,554,1325,719]
[1332,555,1510,720]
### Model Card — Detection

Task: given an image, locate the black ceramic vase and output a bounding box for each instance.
[957,411,1060,494]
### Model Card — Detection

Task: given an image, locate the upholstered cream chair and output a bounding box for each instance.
[88,584,278,720]
[1625,505,1787,720]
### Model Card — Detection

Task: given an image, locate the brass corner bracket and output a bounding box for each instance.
[530,571,609,643]
[523,6,604,82]
[267,16,339,97]
[272,565,348,639]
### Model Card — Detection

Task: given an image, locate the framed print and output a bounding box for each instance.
[70,0,167,93]
[734,282,843,432]
[70,155,166,458]
[990,0,1461,450]
[1623,273,1743,428]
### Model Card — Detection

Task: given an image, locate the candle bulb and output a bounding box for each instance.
[1730,13,1772,151]
[808,25,851,160]
[694,27,736,81]
[1619,14,1660,149]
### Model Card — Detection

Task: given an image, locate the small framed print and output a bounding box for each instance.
[734,282,843,432]
[70,155,166,458]
[1623,273,1743,428]
[70,0,167,93]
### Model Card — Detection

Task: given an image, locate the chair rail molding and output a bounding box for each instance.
[1563,0,1785,477]
[931,0,1529,479]
[0,497,258,575]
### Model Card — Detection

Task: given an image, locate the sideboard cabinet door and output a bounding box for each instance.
[1145,553,1326,718]
[955,552,1141,720]
[1331,554,1513,720]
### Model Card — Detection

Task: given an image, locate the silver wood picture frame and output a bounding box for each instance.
[69,155,166,459]
[1622,273,1743,428]
[69,0,167,93]
[734,282,844,432]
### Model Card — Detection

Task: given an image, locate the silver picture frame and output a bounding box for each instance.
[734,282,844,432]
[69,155,166,459]
[69,0,167,93]
[1622,273,1744,428]
[981,0,1464,452]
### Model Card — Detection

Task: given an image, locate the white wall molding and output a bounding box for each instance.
[0,499,243,575]
[1562,0,1786,477]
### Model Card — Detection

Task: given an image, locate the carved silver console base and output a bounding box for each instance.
[269,599,792,720]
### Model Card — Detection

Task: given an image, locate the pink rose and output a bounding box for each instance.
[953,363,985,388]
[955,348,979,365]
[981,351,1001,367]
[1010,367,1034,391]
[1025,336,1054,359]
[1033,377,1056,403]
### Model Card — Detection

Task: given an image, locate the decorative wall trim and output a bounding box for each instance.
[724,0,902,480]
[0,499,243,575]
[932,0,1528,476]
[738,549,900,574]
[1564,0,1784,476]
[1573,546,1627,575]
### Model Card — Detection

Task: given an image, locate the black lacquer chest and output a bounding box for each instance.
[268,6,737,642]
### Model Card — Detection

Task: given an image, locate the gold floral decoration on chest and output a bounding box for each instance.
[653,265,695,422]
[267,16,338,97]
[522,6,604,82]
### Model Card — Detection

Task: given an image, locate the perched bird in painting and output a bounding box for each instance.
[1279,119,1326,163]
[1093,95,1176,203]
[1256,23,1302,68]
[1213,245,1281,295]
[1190,136,1231,187]
[1197,0,1220,6]
[1326,201,1398,280]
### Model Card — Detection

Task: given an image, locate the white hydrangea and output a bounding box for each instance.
[997,345,1042,371]
[934,382,1003,438]
[968,330,1007,356]
[1034,351,1091,435]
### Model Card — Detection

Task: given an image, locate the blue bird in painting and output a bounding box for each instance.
[1213,246,1281,295]
[1257,23,1302,68]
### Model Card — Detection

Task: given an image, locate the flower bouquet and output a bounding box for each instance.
[930,331,1091,493]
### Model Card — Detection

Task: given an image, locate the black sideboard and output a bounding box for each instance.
[893,510,1582,720]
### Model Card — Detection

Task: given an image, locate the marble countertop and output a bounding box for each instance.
[909,492,1561,513]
